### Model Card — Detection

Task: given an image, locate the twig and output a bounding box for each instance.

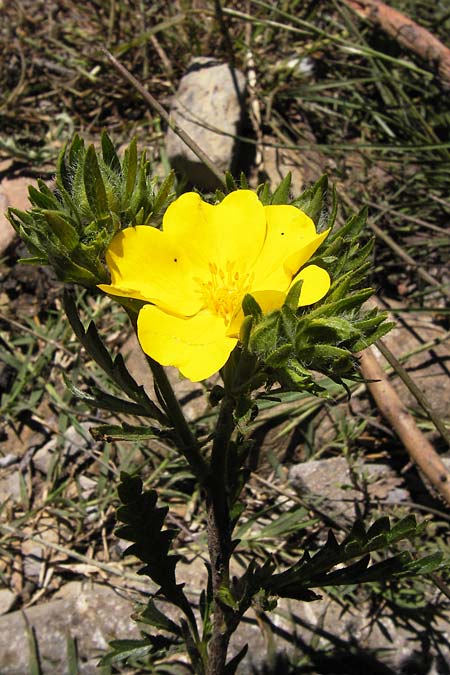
[101,48,226,189]
[376,339,450,448]
[359,345,450,505]
[341,0,450,88]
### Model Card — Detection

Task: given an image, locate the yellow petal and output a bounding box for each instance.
[137,306,237,382]
[293,264,331,306]
[252,204,329,291]
[284,229,330,278]
[163,190,266,276]
[98,226,202,316]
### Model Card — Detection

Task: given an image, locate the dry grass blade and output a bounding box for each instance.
[102,48,227,189]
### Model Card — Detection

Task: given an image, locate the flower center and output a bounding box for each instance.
[196,261,253,323]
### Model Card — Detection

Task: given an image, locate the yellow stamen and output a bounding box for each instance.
[196,261,253,323]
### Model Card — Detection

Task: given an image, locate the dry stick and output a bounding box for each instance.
[376,338,450,448]
[101,48,227,189]
[341,0,450,88]
[359,346,450,506]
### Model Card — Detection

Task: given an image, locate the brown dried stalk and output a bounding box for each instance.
[359,345,450,505]
[342,0,450,88]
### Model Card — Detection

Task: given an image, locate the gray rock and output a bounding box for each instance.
[33,424,91,475]
[0,581,139,674]
[289,457,409,523]
[165,57,246,190]
[0,588,17,615]
[0,453,20,468]
[0,471,21,502]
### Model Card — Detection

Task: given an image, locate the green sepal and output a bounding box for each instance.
[101,130,121,173]
[271,172,292,205]
[43,210,80,251]
[265,344,293,368]
[84,144,109,217]
[283,277,303,310]
[257,181,271,205]
[242,293,262,319]
[121,138,138,204]
[291,174,328,226]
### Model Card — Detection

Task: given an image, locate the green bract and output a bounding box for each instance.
[7,132,175,286]
[229,175,394,395]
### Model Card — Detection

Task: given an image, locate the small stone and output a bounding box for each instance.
[32,438,57,475]
[0,453,19,468]
[165,57,246,190]
[0,175,37,256]
[0,589,17,615]
[0,471,21,502]
[79,475,97,499]
[33,424,91,475]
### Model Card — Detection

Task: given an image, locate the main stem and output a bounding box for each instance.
[206,395,236,675]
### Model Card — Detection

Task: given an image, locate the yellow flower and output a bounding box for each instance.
[99,190,331,381]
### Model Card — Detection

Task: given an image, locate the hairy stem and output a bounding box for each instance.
[206,395,236,675]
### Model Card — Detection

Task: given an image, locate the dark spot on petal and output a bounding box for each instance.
[281,232,285,235]
[174,258,178,262]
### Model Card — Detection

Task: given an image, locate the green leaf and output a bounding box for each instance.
[116,473,184,598]
[137,599,181,635]
[224,645,249,675]
[64,376,153,417]
[66,633,79,675]
[217,585,238,609]
[63,291,165,422]
[90,423,168,442]
[99,638,154,666]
